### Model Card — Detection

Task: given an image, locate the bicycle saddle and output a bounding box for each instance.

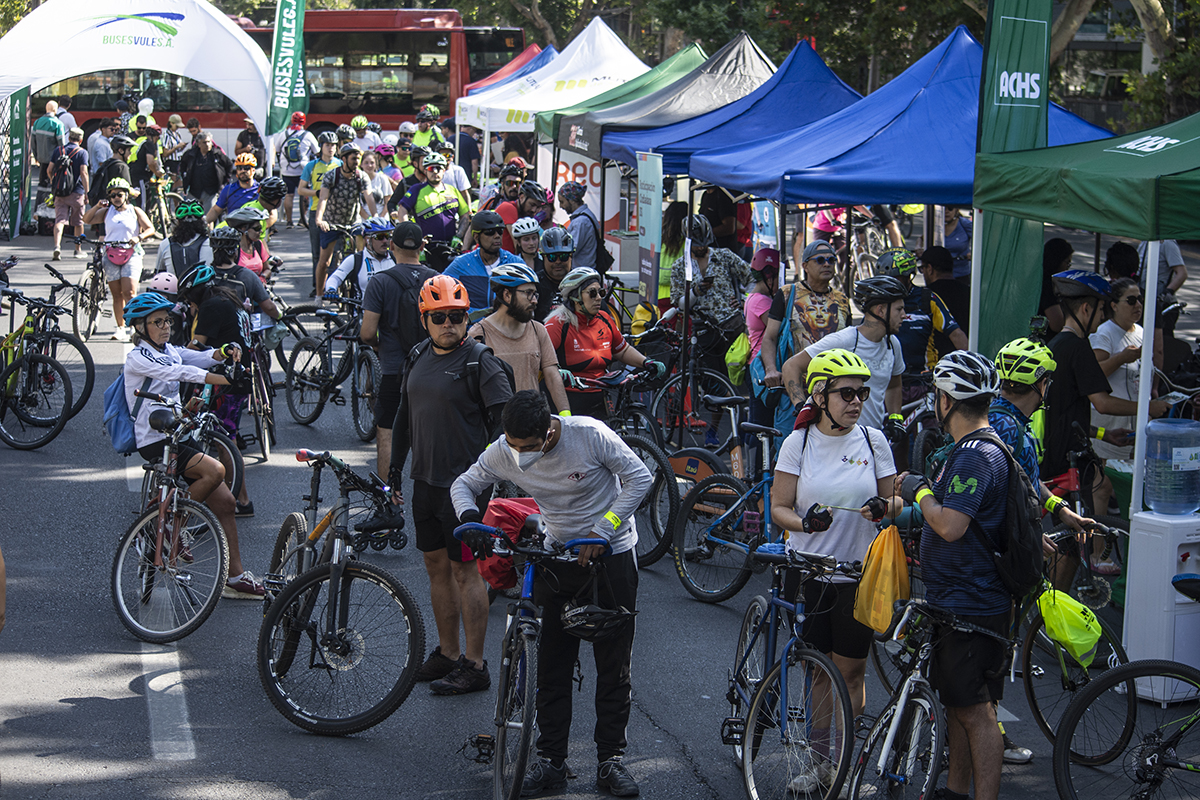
[521,513,546,543]
[148,408,178,432]
[740,421,783,438]
[703,394,748,410]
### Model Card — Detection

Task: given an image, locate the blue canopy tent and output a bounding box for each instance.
[466,44,558,95]
[688,25,1111,204]
[602,41,861,173]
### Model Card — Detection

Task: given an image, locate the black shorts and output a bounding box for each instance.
[137,440,204,483]
[412,480,475,562]
[929,609,1012,708]
[869,204,895,226]
[282,174,301,193]
[783,575,874,660]
[375,373,402,430]
[567,390,608,421]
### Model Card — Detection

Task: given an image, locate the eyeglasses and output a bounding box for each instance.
[428,310,467,325]
[808,256,837,266]
[236,166,252,171]
[147,317,174,329]
[831,386,871,403]
[545,253,570,263]
[478,229,503,237]
[514,288,539,299]
[1122,294,1145,306]
[583,287,606,299]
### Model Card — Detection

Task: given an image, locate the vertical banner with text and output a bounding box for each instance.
[9,87,28,239]
[636,153,663,303]
[975,0,1051,357]
[267,0,308,135]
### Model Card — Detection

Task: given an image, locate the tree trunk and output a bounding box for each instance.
[506,0,558,48]
[1050,0,1098,65]
[962,0,987,19]
[1128,0,1176,62]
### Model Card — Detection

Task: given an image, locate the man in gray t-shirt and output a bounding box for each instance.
[451,391,651,797]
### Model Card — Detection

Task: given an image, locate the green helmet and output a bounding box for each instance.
[350,115,369,130]
[996,337,1057,384]
[807,348,871,394]
[106,176,132,193]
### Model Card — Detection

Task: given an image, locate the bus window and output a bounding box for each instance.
[463,29,523,84]
[303,30,448,117]
[173,75,225,113]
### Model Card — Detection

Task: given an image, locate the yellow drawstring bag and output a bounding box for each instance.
[854,525,910,633]
[1037,584,1102,667]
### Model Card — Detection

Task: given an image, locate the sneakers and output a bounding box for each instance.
[430,656,490,695]
[223,571,266,599]
[235,501,255,518]
[110,327,131,342]
[1002,734,1033,764]
[414,646,459,682]
[787,760,834,795]
[521,758,568,797]
[597,758,639,797]
[1091,557,1120,576]
[51,248,61,261]
[73,249,83,259]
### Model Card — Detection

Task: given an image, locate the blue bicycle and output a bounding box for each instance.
[722,546,858,800]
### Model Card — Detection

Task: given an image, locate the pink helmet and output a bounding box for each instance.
[375,143,396,158]
[148,271,178,295]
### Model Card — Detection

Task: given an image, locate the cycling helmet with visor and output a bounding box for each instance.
[1052,269,1111,300]
[853,275,906,311]
[806,348,872,394]
[541,227,575,256]
[877,248,919,277]
[490,263,538,289]
[996,337,1057,385]
[471,210,505,233]
[124,291,174,322]
[317,131,338,146]
[559,267,602,301]
[686,214,715,249]
[176,265,216,301]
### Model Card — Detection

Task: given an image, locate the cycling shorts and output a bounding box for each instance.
[929,609,1012,708]
[375,373,401,430]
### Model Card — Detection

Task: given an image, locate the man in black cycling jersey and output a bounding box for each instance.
[880,247,967,381]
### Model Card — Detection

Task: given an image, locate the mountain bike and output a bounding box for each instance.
[285,298,380,440]
[619,431,679,568]
[144,175,183,240]
[576,366,665,449]
[649,309,737,452]
[453,518,611,800]
[258,449,423,736]
[722,547,857,800]
[146,383,245,507]
[111,392,229,643]
[243,318,277,461]
[0,284,74,450]
[840,208,888,292]
[71,236,114,342]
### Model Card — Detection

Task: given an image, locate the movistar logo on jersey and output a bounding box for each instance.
[950,475,978,495]
[990,15,1048,109]
[89,12,183,47]
[1106,134,1193,157]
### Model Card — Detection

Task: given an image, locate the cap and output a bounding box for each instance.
[392,221,424,250]
[168,114,183,125]
[919,246,954,274]
[802,240,837,262]
[243,117,254,124]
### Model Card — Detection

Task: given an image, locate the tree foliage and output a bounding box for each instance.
[1118,0,1200,127]
[0,0,29,37]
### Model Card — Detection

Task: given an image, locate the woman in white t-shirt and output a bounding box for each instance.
[1090,277,1143,461]
[771,348,900,777]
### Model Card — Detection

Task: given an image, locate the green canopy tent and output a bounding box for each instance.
[973,111,1200,516]
[533,43,708,144]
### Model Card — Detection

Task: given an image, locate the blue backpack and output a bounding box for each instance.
[103,371,151,455]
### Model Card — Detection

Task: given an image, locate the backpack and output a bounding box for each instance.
[169,237,206,277]
[103,372,152,455]
[378,264,434,357]
[211,266,251,306]
[579,212,615,273]
[282,131,304,164]
[89,158,126,206]
[953,427,1044,599]
[404,338,516,431]
[51,145,79,198]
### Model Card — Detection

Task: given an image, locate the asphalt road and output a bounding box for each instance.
[0,223,1193,799]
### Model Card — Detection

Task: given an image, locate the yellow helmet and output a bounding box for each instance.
[807,348,871,394]
[996,337,1057,384]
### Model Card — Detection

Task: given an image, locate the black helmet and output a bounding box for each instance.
[559,563,636,642]
[415,107,436,122]
[111,134,137,150]
[499,163,524,181]
[686,214,715,248]
[853,275,906,311]
[336,123,355,141]
[519,180,548,204]
[471,210,505,232]
[225,205,268,229]
[258,176,287,202]
[209,226,242,257]
[410,146,431,166]
[366,121,382,134]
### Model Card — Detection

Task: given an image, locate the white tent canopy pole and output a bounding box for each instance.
[1130,240,1160,515]
[968,207,983,351]
[0,0,272,130]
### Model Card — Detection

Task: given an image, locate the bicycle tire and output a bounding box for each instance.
[286,337,330,425]
[867,566,926,696]
[111,497,229,643]
[652,368,737,452]
[250,353,272,461]
[613,403,665,450]
[332,340,355,386]
[257,560,426,735]
[731,595,770,762]
[30,330,94,419]
[494,623,538,800]
[198,428,245,501]
[672,473,756,603]
[1052,659,1199,800]
[72,270,100,342]
[621,433,680,568]
[267,512,317,588]
[1022,607,1129,756]
[0,354,73,450]
[352,348,381,443]
[848,681,945,799]
[274,303,323,373]
[742,649,855,800]
[911,427,948,479]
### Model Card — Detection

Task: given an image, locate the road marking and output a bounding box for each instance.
[997,704,1018,723]
[141,642,196,760]
[122,342,144,492]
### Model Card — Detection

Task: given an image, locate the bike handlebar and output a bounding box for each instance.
[452,522,612,561]
[43,263,72,288]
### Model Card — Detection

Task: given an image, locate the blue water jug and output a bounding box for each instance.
[1145,419,1200,515]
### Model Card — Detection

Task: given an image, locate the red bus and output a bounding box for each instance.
[34,9,524,152]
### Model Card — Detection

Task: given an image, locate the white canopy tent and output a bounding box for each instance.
[0,0,271,128]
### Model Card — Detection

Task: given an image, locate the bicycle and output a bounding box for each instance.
[722,546,858,800]
[144,383,246,508]
[243,317,278,461]
[110,391,229,643]
[575,365,665,449]
[453,518,612,800]
[840,208,888,292]
[285,297,382,441]
[257,449,423,736]
[648,309,738,452]
[144,174,183,240]
[1051,579,1200,800]
[71,236,115,342]
[672,418,784,603]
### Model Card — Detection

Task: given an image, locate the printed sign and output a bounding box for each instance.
[636,152,662,303]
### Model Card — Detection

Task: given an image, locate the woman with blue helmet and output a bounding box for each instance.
[323,216,397,301]
[122,291,264,599]
[467,262,571,413]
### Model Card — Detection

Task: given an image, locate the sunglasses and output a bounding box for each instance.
[107,192,125,199]
[371,233,392,241]
[399,146,412,152]
[147,317,174,329]
[809,256,837,265]
[545,253,570,263]
[478,228,503,237]
[583,287,606,299]
[236,166,253,171]
[428,310,467,325]
[831,386,871,403]
[503,180,521,187]
[1122,294,1145,306]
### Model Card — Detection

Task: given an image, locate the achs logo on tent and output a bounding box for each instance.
[88,12,184,47]
[1106,134,1197,157]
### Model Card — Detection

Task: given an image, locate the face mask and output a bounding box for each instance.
[508,433,550,471]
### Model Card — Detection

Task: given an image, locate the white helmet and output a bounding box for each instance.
[382,133,399,146]
[398,121,418,135]
[511,217,541,239]
[933,351,1001,400]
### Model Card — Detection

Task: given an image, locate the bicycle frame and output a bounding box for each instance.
[692,428,780,555]
[728,567,804,718]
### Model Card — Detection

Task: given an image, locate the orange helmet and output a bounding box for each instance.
[234,152,258,168]
[419,275,470,313]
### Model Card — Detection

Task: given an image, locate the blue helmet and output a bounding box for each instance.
[1052,269,1111,300]
[489,263,538,289]
[362,216,396,236]
[124,291,175,321]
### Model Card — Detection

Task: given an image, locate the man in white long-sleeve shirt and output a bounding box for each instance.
[451,390,651,798]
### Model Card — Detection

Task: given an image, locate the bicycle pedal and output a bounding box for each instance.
[459,733,494,764]
[721,717,745,746]
[263,573,288,593]
[743,511,762,535]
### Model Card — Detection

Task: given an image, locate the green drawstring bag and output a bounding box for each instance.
[1037,584,1103,667]
[725,332,751,386]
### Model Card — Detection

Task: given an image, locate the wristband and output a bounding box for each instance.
[1044,495,1066,514]
[603,511,621,529]
[559,410,572,417]
[914,488,934,505]
[1096,426,1106,441]
[888,413,903,422]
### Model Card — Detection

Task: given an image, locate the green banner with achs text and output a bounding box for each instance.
[267,0,308,136]
[9,87,28,239]
[975,0,1051,359]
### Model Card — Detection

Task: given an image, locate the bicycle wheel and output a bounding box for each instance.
[352,348,381,443]
[31,330,94,418]
[286,337,330,425]
[742,649,855,800]
[274,303,323,373]
[613,403,665,450]
[911,427,947,479]
[652,368,737,451]
[731,595,770,762]
[622,433,680,568]
[1023,608,1129,754]
[250,365,271,462]
[1053,659,1200,800]
[73,269,101,342]
[867,566,926,697]
[0,354,73,450]
[198,428,245,501]
[673,473,756,603]
[111,497,229,643]
[257,560,426,735]
[848,681,945,799]
[494,623,538,800]
[267,511,318,590]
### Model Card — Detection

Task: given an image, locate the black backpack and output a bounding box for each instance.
[404,338,516,430]
[51,145,80,198]
[89,158,128,206]
[378,264,435,357]
[953,427,1044,599]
